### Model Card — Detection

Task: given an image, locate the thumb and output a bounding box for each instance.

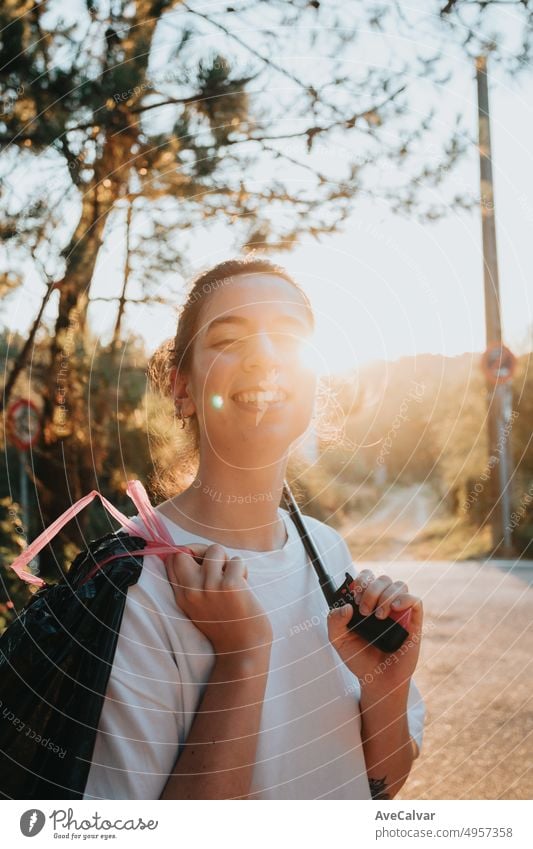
[175,543,208,564]
[335,602,353,618]
[327,602,353,639]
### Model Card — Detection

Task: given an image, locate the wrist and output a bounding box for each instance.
[359,677,411,710]
[214,646,271,677]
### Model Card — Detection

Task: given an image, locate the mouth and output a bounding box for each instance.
[231,388,289,409]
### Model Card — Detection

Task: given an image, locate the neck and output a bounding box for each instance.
[163,455,289,551]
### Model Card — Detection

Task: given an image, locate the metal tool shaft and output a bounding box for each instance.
[281,480,338,606]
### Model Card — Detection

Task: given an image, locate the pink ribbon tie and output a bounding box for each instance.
[6,480,192,588]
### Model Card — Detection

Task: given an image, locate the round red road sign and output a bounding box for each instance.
[6,399,41,450]
[481,343,516,386]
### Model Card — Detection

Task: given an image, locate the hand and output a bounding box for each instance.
[327,569,423,695]
[165,543,273,660]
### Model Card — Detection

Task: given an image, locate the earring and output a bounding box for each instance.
[175,403,186,429]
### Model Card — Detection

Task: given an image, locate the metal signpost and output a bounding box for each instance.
[6,398,41,575]
[476,56,516,557]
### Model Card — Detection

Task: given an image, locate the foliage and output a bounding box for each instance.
[326,351,533,540]
[1,1,533,556]
[0,328,153,583]
[0,496,33,633]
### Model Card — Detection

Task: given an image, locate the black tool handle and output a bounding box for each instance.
[281,481,409,653]
[332,572,409,653]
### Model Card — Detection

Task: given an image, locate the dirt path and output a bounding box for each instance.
[347,556,533,799]
[340,483,443,560]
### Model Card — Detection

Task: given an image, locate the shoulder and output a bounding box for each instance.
[114,515,176,603]
[294,511,347,546]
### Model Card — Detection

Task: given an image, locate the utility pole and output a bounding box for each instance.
[476,55,514,557]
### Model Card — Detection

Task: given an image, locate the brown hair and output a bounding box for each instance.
[146,255,338,501]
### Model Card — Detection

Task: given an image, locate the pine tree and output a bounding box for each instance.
[1,1,532,557]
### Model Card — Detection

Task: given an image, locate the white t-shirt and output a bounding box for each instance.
[83,507,425,800]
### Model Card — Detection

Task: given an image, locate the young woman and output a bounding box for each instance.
[83,256,425,801]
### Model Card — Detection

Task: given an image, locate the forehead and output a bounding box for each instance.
[198,273,312,331]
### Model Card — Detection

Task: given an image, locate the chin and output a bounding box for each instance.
[229,423,305,458]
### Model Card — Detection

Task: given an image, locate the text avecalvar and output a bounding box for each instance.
[375,811,436,821]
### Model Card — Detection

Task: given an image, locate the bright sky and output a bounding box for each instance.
[88,55,533,375]
[4,6,533,377]
[125,74,532,378]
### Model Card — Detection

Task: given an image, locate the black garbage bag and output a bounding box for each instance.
[0,532,147,800]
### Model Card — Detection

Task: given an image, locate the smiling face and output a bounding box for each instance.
[173,273,318,466]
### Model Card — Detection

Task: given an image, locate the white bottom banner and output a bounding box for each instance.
[1,800,529,848]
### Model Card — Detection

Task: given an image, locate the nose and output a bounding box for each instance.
[242,331,283,373]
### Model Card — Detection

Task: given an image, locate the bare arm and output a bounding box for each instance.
[160,544,274,799]
[327,568,424,800]
[160,648,271,800]
[360,681,415,800]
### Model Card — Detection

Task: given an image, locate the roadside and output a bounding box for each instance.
[339,483,493,561]
[344,556,533,799]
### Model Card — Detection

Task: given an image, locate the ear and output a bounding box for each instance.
[169,365,196,418]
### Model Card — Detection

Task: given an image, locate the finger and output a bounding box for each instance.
[390,594,423,634]
[177,543,209,564]
[166,549,203,593]
[222,556,248,584]
[350,569,375,601]
[358,574,392,615]
[199,543,229,590]
[327,603,354,642]
[374,581,408,619]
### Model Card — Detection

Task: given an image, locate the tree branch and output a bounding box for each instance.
[442,0,529,11]
[181,2,318,100]
[0,275,58,414]
[89,295,177,304]
[221,81,405,152]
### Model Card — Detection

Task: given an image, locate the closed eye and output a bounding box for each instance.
[213,338,239,347]
[213,333,306,349]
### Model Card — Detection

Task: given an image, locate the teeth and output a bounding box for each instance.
[234,390,286,404]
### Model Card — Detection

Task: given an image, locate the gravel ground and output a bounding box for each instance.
[353,558,533,800]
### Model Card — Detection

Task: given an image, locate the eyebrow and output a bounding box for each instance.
[205,315,311,334]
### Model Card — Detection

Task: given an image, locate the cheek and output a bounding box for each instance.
[297,338,321,376]
[291,341,320,396]
[191,354,237,421]
[296,368,318,402]
[291,373,318,428]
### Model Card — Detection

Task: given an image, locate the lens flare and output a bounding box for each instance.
[211,394,224,410]
[298,336,322,376]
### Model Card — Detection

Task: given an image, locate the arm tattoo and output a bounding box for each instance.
[369,776,390,800]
